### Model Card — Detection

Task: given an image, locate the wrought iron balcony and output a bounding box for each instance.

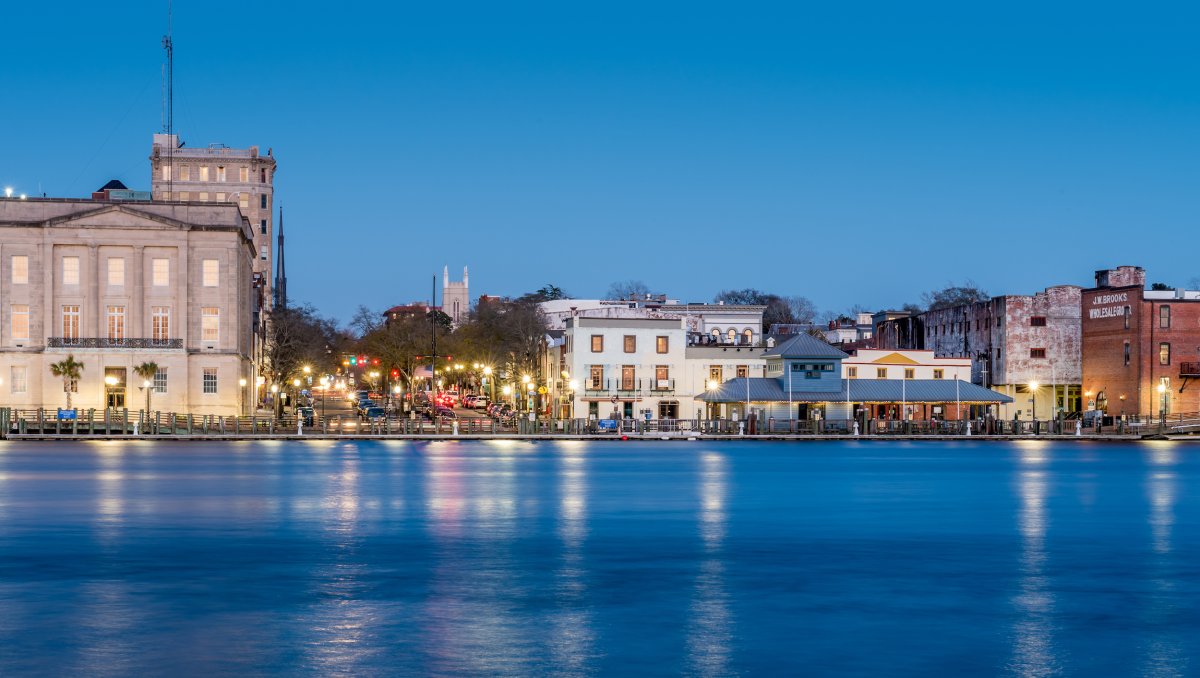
[1182,362,1200,378]
[47,337,184,349]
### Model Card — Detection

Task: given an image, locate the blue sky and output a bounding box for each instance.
[3,1,1197,321]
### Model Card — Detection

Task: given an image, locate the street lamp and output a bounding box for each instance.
[270,384,279,420]
[1158,381,1168,421]
[1029,381,1039,421]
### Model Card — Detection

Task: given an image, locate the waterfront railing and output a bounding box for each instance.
[3,407,1194,439]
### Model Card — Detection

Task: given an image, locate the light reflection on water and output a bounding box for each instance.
[0,440,1196,675]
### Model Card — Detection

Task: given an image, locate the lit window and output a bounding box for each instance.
[589,365,603,389]
[201,307,220,342]
[656,336,669,354]
[1160,305,1171,329]
[10,366,27,394]
[107,258,124,286]
[178,191,189,201]
[239,167,249,182]
[11,255,28,284]
[107,306,126,341]
[199,166,210,181]
[709,366,723,382]
[743,329,753,345]
[198,192,208,202]
[152,258,169,286]
[62,256,79,285]
[216,192,226,202]
[61,305,80,340]
[1160,342,1170,366]
[655,366,669,388]
[154,368,168,394]
[623,335,636,353]
[877,368,887,379]
[736,365,748,378]
[152,306,170,341]
[727,329,736,344]
[591,335,603,352]
[202,259,219,287]
[11,304,29,341]
[216,166,226,182]
[933,369,944,379]
[179,165,190,181]
[160,164,170,181]
[239,194,249,209]
[203,368,218,394]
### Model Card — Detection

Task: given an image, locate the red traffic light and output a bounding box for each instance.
[391,369,400,378]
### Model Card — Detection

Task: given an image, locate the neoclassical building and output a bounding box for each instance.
[0,193,258,415]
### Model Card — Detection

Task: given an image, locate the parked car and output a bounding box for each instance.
[473,395,489,409]
[361,406,386,421]
[462,395,477,408]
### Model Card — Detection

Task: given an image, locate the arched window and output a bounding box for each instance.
[727,328,737,343]
[743,329,753,345]
[711,328,722,341]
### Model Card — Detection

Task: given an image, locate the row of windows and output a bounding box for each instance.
[844,367,947,379]
[10,256,222,288]
[591,335,671,354]
[585,365,673,388]
[9,365,219,395]
[709,328,755,344]
[160,164,268,184]
[7,305,218,342]
[707,366,751,382]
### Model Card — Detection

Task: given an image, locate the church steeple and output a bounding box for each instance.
[273,205,287,310]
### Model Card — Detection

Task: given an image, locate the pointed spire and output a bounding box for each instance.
[443,265,449,288]
[273,204,287,310]
[463,266,468,287]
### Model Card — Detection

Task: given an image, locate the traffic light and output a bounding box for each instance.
[349,356,357,366]
[372,358,380,366]
[391,369,400,379]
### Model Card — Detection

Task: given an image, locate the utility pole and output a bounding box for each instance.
[430,274,437,399]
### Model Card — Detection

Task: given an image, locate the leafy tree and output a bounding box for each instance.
[1150,282,1171,291]
[516,284,570,304]
[133,362,159,414]
[900,303,924,313]
[605,280,651,300]
[48,355,84,410]
[919,281,989,311]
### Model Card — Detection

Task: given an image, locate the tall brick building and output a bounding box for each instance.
[1081,266,1200,418]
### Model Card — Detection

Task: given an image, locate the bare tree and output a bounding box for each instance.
[919,281,989,311]
[605,280,651,300]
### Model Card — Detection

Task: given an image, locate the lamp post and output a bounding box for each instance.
[238,377,247,416]
[1029,381,1039,422]
[270,384,279,420]
[1158,382,1168,423]
[484,366,494,403]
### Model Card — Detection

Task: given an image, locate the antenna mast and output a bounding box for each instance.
[162,0,174,194]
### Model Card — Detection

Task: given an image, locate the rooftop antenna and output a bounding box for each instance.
[161,0,174,194]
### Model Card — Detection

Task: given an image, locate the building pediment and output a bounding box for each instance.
[871,352,921,365]
[46,204,192,231]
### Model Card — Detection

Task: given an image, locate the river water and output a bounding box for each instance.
[0,439,1197,676]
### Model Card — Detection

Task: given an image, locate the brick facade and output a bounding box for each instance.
[1082,266,1200,417]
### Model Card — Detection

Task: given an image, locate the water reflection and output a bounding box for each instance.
[550,445,595,674]
[304,447,379,675]
[1141,445,1186,676]
[1010,446,1058,677]
[687,451,733,677]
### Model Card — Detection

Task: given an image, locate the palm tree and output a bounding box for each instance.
[133,362,159,414]
[48,355,84,410]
